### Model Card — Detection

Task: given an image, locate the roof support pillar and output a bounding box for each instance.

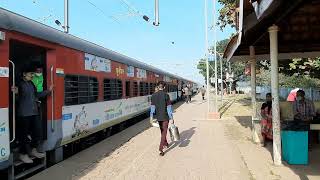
[269,24,282,166]
[250,46,257,119]
[250,46,261,144]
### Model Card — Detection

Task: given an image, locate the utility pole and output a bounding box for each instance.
[64,0,69,33]
[154,0,159,26]
[204,0,210,113]
[213,0,218,112]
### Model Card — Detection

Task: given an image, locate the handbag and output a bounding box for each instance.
[169,123,180,141]
[150,117,159,128]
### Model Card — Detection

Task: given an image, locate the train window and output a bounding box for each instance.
[104,79,123,101]
[146,83,150,95]
[167,85,177,92]
[139,82,144,96]
[150,83,156,94]
[139,82,149,96]
[174,85,178,92]
[125,81,131,97]
[133,81,138,97]
[167,85,171,92]
[64,75,99,106]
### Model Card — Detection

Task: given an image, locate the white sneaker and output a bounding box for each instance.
[30,148,45,158]
[19,154,33,164]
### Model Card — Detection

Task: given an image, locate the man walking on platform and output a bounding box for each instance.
[150,81,174,156]
[200,85,206,100]
[183,85,191,103]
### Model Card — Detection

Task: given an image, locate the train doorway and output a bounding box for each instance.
[8,40,48,173]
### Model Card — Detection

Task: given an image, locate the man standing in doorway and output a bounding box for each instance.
[150,81,174,156]
[12,66,53,163]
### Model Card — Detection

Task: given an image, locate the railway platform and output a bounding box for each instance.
[29,94,250,180]
[29,94,316,180]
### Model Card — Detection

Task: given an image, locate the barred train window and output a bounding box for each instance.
[133,82,138,97]
[125,81,131,97]
[146,83,150,95]
[150,83,156,94]
[167,85,171,92]
[64,75,99,106]
[139,82,149,96]
[104,79,123,101]
[167,85,177,92]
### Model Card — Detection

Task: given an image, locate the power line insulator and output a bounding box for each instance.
[143,15,149,22]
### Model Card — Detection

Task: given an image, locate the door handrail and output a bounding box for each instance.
[9,60,16,143]
[50,65,55,132]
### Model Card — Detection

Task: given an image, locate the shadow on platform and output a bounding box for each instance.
[234,116,253,129]
[165,127,196,154]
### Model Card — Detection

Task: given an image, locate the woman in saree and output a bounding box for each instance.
[261,93,273,146]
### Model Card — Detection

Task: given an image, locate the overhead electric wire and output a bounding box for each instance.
[30,0,61,23]
[86,0,120,24]
[118,0,141,16]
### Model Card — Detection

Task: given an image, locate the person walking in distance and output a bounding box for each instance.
[200,85,206,100]
[183,85,190,103]
[187,84,192,102]
[150,81,174,156]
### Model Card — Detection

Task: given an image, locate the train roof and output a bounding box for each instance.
[0,8,195,83]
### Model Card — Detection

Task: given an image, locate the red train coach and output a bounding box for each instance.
[0,8,195,179]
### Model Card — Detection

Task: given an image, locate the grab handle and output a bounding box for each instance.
[50,65,55,132]
[9,60,16,143]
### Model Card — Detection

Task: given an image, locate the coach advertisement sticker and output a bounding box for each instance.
[127,66,135,77]
[84,53,111,73]
[136,68,147,79]
[61,96,151,143]
[0,108,10,162]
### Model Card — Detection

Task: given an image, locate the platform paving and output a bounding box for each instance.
[30,94,319,180]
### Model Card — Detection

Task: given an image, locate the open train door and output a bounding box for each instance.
[0,44,11,178]
[6,40,48,180]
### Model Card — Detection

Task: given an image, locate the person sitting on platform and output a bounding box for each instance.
[293,89,315,149]
[293,90,315,122]
[261,93,273,146]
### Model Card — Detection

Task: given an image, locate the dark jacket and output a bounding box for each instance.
[17,80,50,117]
[150,90,172,121]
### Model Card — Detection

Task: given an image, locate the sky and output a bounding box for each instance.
[0,0,234,84]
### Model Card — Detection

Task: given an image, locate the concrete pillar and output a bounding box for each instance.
[269,24,282,166]
[250,46,257,119]
[250,46,261,144]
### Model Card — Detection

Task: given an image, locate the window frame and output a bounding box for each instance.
[103,78,123,101]
[64,75,99,106]
[133,81,139,97]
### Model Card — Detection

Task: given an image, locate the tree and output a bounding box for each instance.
[256,63,320,88]
[216,39,229,53]
[279,58,320,78]
[217,0,237,31]
[197,38,246,85]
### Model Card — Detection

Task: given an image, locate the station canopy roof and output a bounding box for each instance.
[223,0,320,62]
